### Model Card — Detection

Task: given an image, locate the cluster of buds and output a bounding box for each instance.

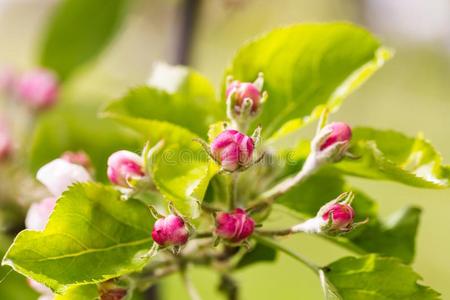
[225,74,267,132]
[291,192,366,235]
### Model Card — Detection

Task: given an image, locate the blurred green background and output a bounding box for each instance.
[0,0,449,299]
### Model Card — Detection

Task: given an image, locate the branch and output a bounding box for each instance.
[180,265,202,300]
[247,154,321,212]
[253,235,319,274]
[219,273,239,300]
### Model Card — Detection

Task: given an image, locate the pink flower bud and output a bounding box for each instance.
[37,159,91,197]
[25,197,57,231]
[215,208,255,243]
[210,130,254,171]
[320,202,355,232]
[16,69,59,109]
[151,215,189,247]
[107,150,145,187]
[319,122,352,151]
[0,118,12,160]
[61,151,92,171]
[226,80,261,113]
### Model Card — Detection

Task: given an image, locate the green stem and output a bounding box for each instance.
[230,172,239,210]
[253,235,319,274]
[180,265,202,300]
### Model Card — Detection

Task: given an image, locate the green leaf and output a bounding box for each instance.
[2,183,154,293]
[226,23,391,139]
[336,128,450,188]
[29,102,142,182]
[0,235,38,300]
[40,0,129,80]
[55,285,98,300]
[277,172,420,263]
[322,255,440,299]
[236,243,277,269]
[105,115,219,218]
[103,66,224,138]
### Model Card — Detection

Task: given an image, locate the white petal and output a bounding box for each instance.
[36,159,91,197]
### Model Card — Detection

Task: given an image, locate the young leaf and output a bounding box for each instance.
[103,66,224,138]
[40,0,129,80]
[55,284,98,300]
[105,115,219,218]
[322,255,440,299]
[226,23,391,138]
[2,183,154,293]
[336,128,450,188]
[29,102,142,182]
[277,172,420,263]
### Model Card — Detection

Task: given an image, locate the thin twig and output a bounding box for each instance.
[253,235,319,274]
[180,265,203,300]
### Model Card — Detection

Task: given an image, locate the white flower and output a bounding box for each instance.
[36,158,91,197]
[147,62,188,94]
[27,279,54,300]
[25,197,56,231]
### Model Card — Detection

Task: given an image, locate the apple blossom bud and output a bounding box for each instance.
[151,215,189,247]
[16,69,59,109]
[27,279,53,300]
[319,122,352,151]
[25,197,56,231]
[320,202,355,232]
[215,208,255,243]
[0,117,12,160]
[210,130,254,171]
[37,159,91,197]
[61,151,92,171]
[107,150,145,187]
[226,81,261,114]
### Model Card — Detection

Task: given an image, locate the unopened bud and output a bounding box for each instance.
[215,208,255,243]
[25,197,57,231]
[107,150,145,187]
[37,159,91,197]
[210,130,254,172]
[312,122,352,163]
[319,122,352,151]
[61,151,93,172]
[151,215,189,247]
[226,81,261,114]
[291,192,362,235]
[16,69,59,109]
[319,202,355,233]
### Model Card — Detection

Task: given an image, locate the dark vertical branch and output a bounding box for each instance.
[172,0,202,65]
[219,274,239,300]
